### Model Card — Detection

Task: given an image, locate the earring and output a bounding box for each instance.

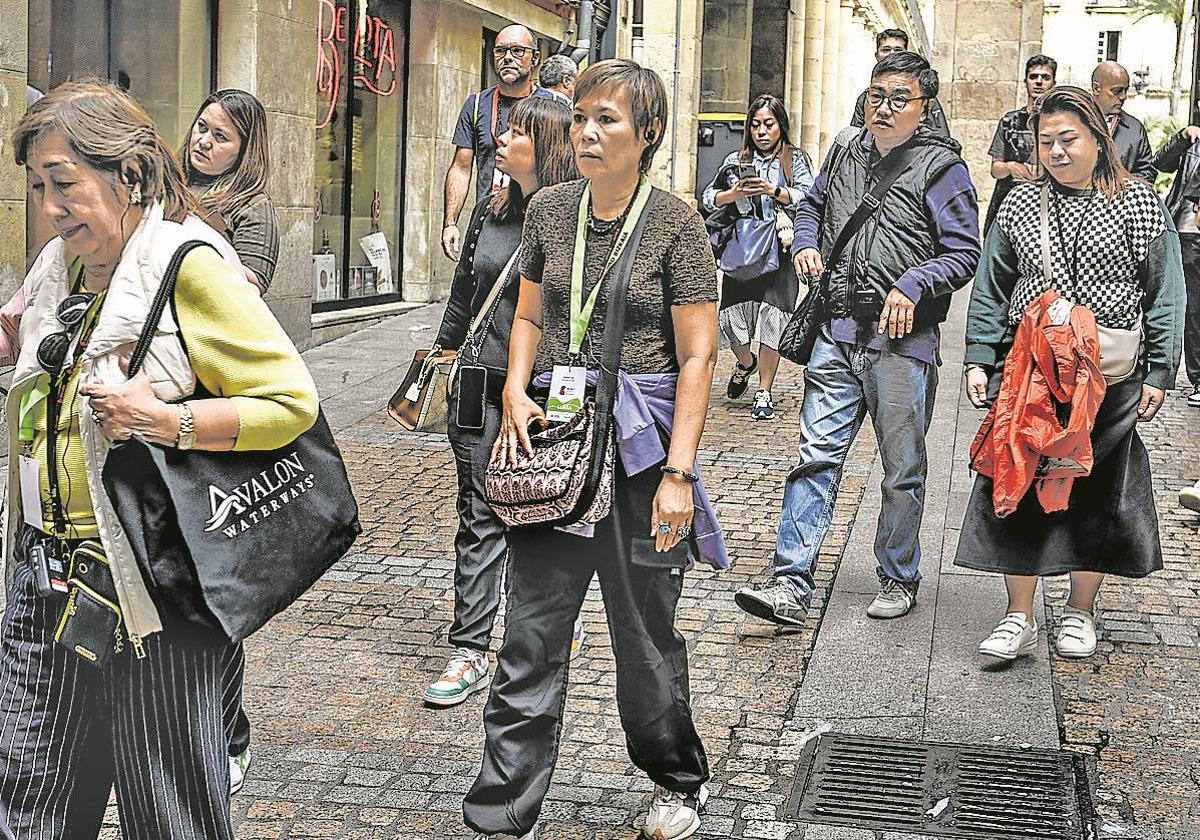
[130,184,142,205]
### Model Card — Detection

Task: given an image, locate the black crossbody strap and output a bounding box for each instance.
[126,240,215,379]
[824,144,913,271]
[564,187,659,523]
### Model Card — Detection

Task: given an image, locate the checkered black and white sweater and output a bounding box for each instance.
[965,178,1185,392]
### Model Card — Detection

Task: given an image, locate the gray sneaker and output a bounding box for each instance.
[734,581,809,626]
[472,825,538,840]
[867,577,918,619]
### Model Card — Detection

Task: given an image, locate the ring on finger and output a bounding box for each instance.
[676,524,692,538]
[657,522,672,536]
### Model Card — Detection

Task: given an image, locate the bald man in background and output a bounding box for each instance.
[1092,60,1157,181]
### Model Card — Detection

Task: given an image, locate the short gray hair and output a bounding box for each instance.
[540,55,578,90]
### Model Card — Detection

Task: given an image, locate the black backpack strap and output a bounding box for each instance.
[126,240,215,379]
[823,144,913,271]
[564,187,660,523]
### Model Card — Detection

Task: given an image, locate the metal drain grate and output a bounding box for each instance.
[784,733,1097,839]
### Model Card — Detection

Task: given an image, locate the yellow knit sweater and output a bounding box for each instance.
[23,248,318,539]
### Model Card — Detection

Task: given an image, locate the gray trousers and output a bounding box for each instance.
[463,467,709,836]
[446,391,508,652]
[0,528,235,840]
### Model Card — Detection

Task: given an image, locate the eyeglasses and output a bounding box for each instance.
[37,293,97,375]
[865,89,930,112]
[493,46,533,60]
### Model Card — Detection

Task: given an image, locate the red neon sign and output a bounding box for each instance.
[316,0,399,129]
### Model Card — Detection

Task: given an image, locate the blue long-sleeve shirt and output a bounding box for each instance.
[793,137,981,364]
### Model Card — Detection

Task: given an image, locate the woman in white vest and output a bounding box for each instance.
[0,79,318,839]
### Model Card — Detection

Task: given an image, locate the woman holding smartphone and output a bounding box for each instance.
[702,94,813,420]
[424,97,579,708]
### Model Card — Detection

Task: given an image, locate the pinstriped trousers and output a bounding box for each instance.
[0,528,235,840]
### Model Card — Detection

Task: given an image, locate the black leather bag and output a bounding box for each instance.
[101,241,362,643]
[778,145,912,366]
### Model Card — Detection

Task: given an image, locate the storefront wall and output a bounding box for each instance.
[0,0,26,301]
[401,0,567,306]
[219,0,321,348]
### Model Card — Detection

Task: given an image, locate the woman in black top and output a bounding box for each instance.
[425,96,577,707]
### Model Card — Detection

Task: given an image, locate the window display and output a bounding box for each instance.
[313,0,409,308]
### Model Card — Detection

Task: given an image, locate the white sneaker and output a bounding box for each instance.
[642,784,708,839]
[229,747,251,796]
[1056,606,1097,659]
[425,648,489,706]
[866,577,918,619]
[1180,481,1200,512]
[978,612,1039,660]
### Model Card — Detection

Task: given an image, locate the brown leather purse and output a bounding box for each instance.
[388,248,521,432]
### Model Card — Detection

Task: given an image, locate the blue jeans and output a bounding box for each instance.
[775,327,938,599]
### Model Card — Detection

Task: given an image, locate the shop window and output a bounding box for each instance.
[313,0,409,309]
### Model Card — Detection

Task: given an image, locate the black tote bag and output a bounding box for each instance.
[101,241,361,643]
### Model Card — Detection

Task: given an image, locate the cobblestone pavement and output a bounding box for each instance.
[224,349,880,840]
[85,303,1200,839]
[1047,386,1200,838]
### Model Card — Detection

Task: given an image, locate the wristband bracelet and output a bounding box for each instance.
[661,465,700,483]
[443,222,458,230]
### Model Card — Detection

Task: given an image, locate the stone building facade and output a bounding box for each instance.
[0,0,1035,349]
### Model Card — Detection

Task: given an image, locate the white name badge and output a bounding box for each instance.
[18,456,42,529]
[546,365,587,422]
[491,167,510,195]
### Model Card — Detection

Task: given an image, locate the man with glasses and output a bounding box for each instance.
[850,29,950,138]
[1091,60,1157,181]
[442,24,553,261]
[735,51,980,626]
[983,54,1057,235]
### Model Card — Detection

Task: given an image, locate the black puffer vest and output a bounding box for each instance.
[820,125,966,328]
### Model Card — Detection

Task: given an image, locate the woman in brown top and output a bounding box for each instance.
[464,61,725,840]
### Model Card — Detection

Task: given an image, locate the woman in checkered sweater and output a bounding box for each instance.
[954,87,1185,663]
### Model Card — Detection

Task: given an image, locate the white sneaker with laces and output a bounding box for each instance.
[643,785,708,840]
[1180,480,1200,512]
[1056,606,1097,659]
[978,612,1038,660]
[425,648,489,706]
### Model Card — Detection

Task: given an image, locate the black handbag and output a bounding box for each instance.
[101,241,362,643]
[778,145,912,365]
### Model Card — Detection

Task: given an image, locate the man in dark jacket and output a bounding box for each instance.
[735,51,980,626]
[1092,61,1157,181]
[1153,124,1200,406]
[850,29,950,138]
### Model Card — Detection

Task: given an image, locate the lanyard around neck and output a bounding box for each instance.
[569,177,651,358]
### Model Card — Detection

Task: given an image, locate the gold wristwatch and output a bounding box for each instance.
[176,403,196,450]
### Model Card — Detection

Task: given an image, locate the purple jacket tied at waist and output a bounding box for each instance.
[530,370,729,570]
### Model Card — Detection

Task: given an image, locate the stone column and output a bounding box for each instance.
[818,0,842,153]
[643,0,705,200]
[800,0,826,160]
[786,0,806,133]
[0,0,28,298]
[218,0,319,348]
[837,0,857,128]
[934,0,1043,205]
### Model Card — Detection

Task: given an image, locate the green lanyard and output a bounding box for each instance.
[569,176,652,358]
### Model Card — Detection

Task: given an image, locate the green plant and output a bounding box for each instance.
[1145,114,1184,192]
[1128,0,1194,117]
